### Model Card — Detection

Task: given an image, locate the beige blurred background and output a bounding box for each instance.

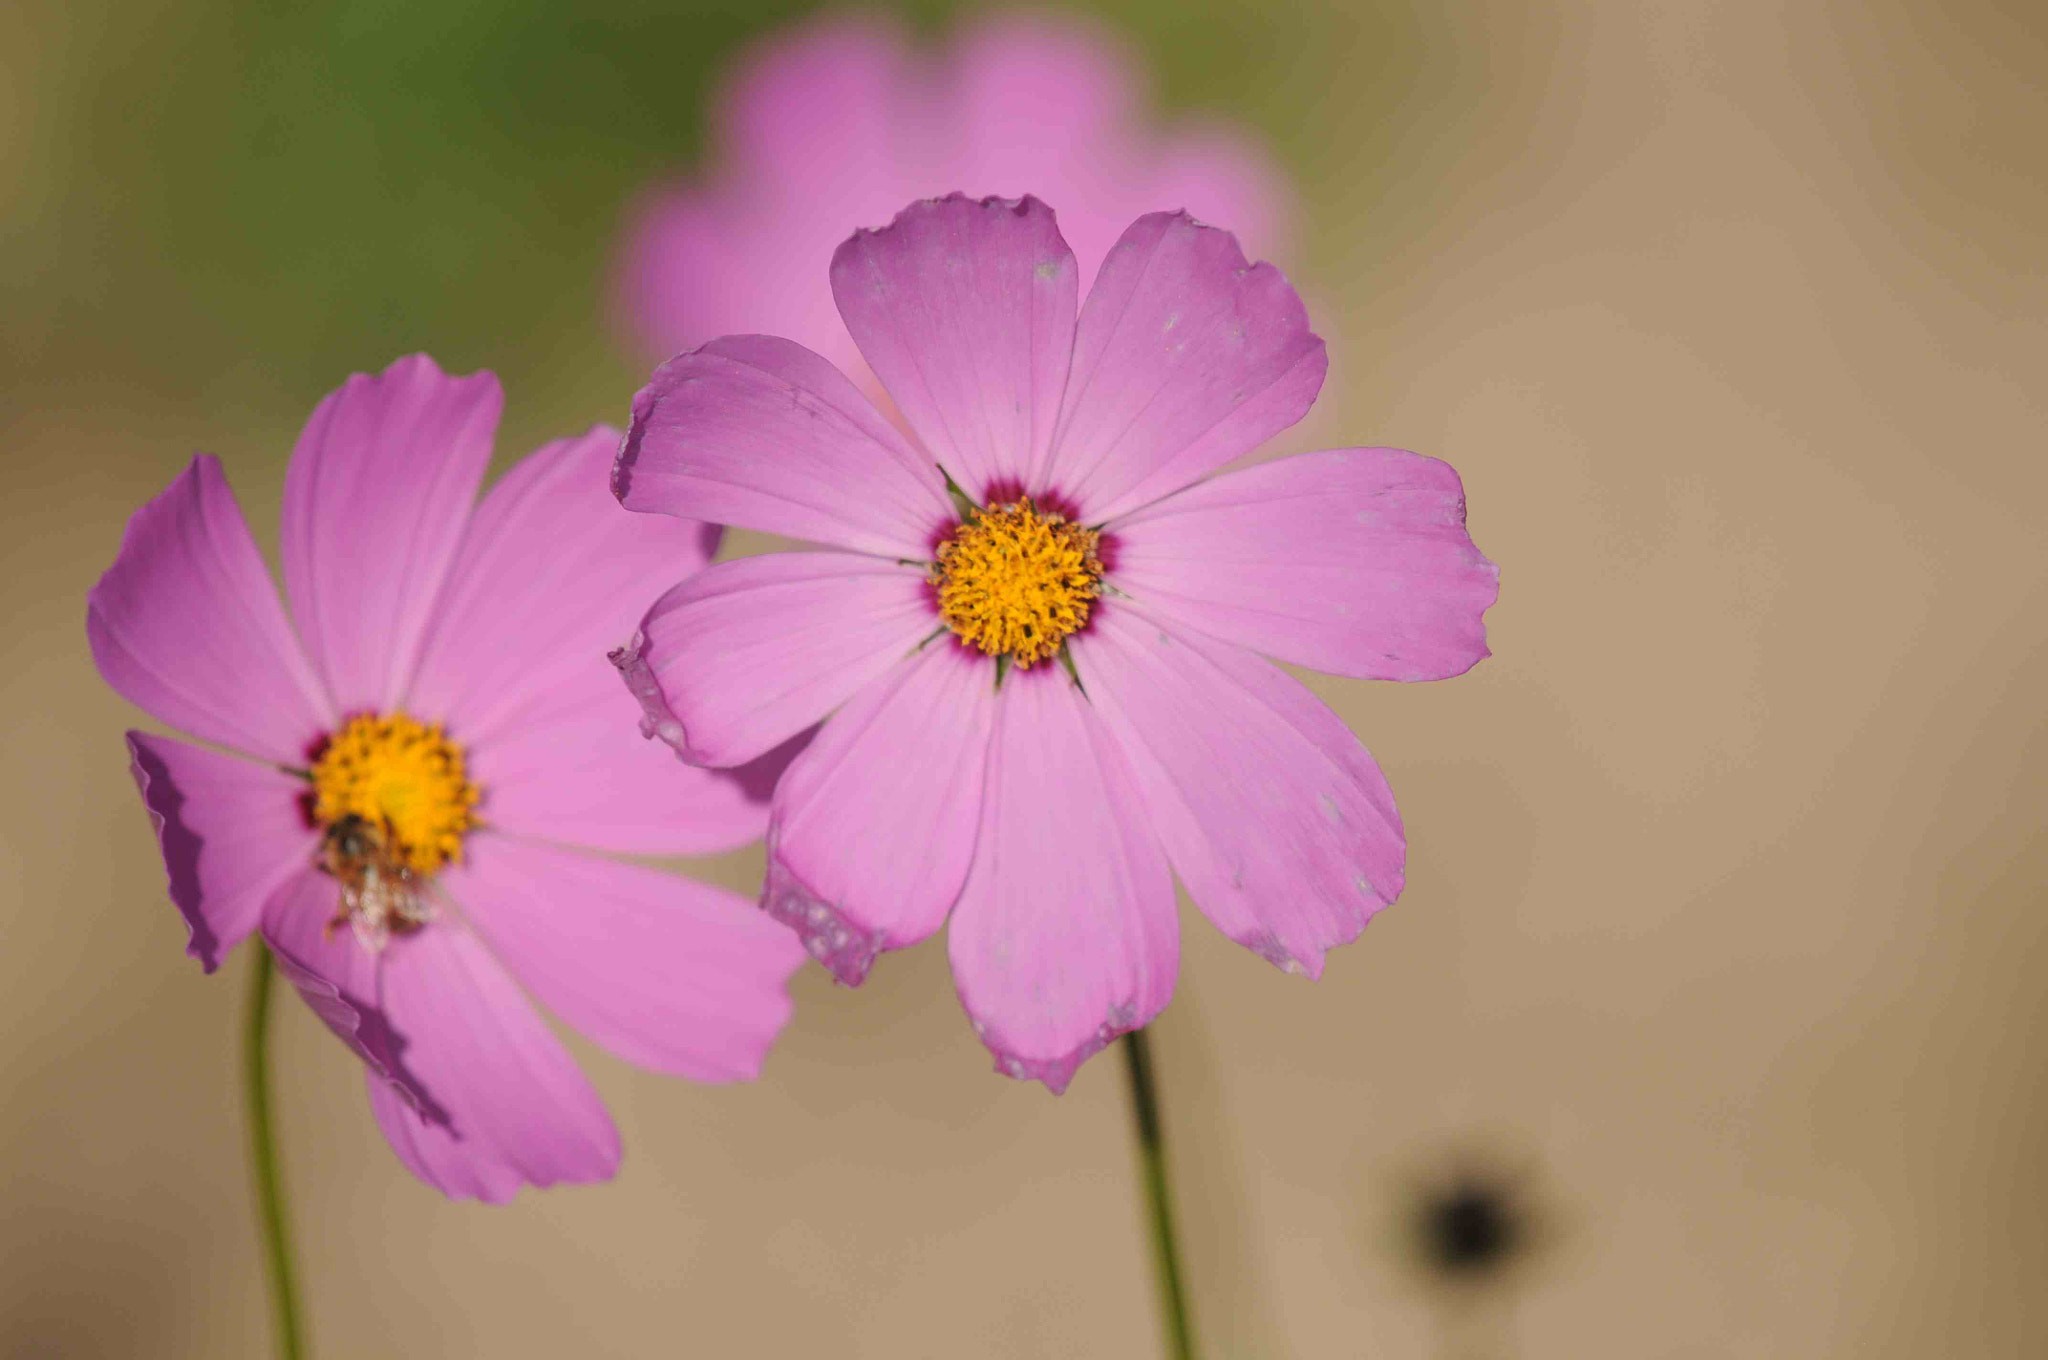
[5,0,2046,1355]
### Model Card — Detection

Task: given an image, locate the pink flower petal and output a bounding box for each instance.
[1133,126,1295,276]
[86,456,334,762]
[612,551,933,770]
[260,870,420,1104]
[617,334,949,558]
[1109,447,1500,680]
[946,668,1177,1094]
[392,423,767,856]
[472,702,791,859]
[280,354,503,715]
[721,13,915,204]
[452,835,804,1082]
[831,193,1080,500]
[366,1075,522,1204]
[944,15,1141,192]
[1073,606,1406,978]
[1052,212,1326,523]
[407,425,715,744]
[613,17,924,375]
[367,925,620,1202]
[763,642,997,984]
[125,732,317,972]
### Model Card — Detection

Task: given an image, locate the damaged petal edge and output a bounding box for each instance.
[761,850,886,987]
[979,1003,1143,1096]
[607,629,697,759]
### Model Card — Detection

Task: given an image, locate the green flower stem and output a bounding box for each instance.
[1121,1027,1200,1360]
[244,946,307,1360]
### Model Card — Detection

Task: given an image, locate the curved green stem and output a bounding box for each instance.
[244,946,307,1360]
[1122,1027,1199,1360]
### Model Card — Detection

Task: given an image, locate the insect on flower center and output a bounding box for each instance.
[931,497,1103,669]
[310,713,480,872]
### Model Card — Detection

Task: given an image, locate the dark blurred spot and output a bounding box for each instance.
[1418,1176,1522,1277]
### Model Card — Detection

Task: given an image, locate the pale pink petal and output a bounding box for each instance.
[1073,606,1405,978]
[616,334,949,557]
[260,870,421,1104]
[452,836,803,1082]
[830,193,1079,500]
[125,732,317,972]
[763,642,996,984]
[611,551,933,770]
[719,13,916,204]
[938,14,1142,280]
[369,925,620,1200]
[1051,212,1326,522]
[280,354,502,715]
[86,456,333,762]
[1133,126,1295,276]
[946,667,1177,1093]
[1108,448,1500,680]
[614,18,918,371]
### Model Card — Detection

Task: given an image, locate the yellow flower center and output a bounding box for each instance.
[931,497,1103,669]
[309,712,480,875]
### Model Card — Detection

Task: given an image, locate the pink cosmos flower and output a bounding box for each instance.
[612,195,1500,1092]
[614,11,1290,387]
[88,355,806,1201]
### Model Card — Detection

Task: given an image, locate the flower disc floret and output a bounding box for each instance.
[310,712,479,873]
[931,498,1103,668]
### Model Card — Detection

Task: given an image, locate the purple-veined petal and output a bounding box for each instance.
[1052,212,1325,523]
[126,732,318,972]
[831,193,1080,501]
[368,924,620,1201]
[611,551,933,770]
[616,334,949,558]
[280,354,502,716]
[763,641,996,984]
[1108,447,1499,681]
[946,666,1177,1093]
[1073,605,1405,978]
[452,835,803,1082]
[86,456,333,762]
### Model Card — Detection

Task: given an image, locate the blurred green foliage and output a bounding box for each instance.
[12,0,1417,445]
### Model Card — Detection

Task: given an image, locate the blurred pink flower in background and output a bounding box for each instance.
[88,355,804,1201]
[614,196,1498,1092]
[614,10,1293,381]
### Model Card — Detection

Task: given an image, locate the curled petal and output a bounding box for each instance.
[127,732,318,972]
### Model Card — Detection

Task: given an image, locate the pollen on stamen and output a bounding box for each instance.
[930,497,1103,668]
[309,712,480,875]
